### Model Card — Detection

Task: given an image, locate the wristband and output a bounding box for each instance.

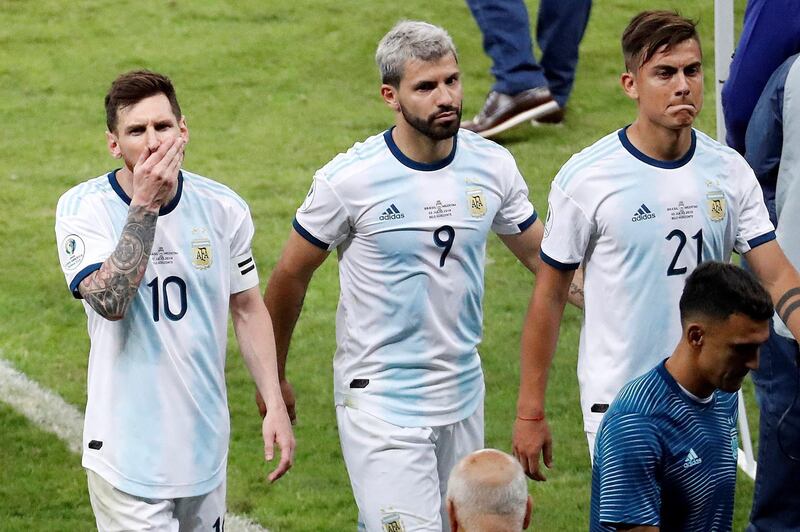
[516,414,545,422]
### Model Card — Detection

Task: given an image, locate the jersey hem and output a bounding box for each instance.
[334,386,484,428]
[82,456,226,499]
[69,262,103,298]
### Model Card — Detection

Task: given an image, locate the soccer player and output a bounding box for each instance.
[512,10,800,480]
[55,70,294,530]
[591,261,773,531]
[262,20,573,531]
[447,449,532,532]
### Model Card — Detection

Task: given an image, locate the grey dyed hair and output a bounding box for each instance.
[446,450,528,529]
[375,20,458,86]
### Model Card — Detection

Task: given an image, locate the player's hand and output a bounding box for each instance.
[256,380,296,425]
[262,404,295,483]
[512,417,553,481]
[131,136,185,210]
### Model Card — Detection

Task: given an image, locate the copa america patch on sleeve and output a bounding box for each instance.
[60,234,85,271]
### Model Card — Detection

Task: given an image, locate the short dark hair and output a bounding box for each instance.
[680,262,773,324]
[105,70,182,133]
[622,10,700,72]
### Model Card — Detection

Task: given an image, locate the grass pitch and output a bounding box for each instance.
[0,0,756,530]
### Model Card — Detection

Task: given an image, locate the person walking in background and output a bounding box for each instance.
[462,0,591,138]
[744,52,800,531]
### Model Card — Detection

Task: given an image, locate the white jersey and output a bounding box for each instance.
[541,128,774,432]
[294,128,537,427]
[55,170,259,498]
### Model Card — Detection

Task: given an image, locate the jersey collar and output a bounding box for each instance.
[657,358,717,408]
[618,126,696,169]
[383,127,457,172]
[107,169,184,216]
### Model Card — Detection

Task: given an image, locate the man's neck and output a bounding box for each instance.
[665,348,715,398]
[458,514,521,532]
[391,122,454,164]
[626,119,692,162]
[115,166,178,206]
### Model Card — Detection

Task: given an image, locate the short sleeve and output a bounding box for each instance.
[491,158,537,235]
[229,206,259,294]
[734,160,776,254]
[539,181,593,270]
[293,174,351,250]
[55,198,115,299]
[595,413,663,528]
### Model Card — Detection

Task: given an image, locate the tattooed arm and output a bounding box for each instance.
[79,136,185,320]
[499,220,585,309]
[79,205,158,320]
[747,240,800,340]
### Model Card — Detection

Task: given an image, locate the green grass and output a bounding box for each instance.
[0,0,757,530]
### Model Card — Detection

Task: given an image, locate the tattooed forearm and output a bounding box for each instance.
[569,282,585,310]
[80,205,158,320]
[777,287,800,327]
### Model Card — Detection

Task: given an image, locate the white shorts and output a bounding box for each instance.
[586,430,597,463]
[336,404,484,532]
[86,469,226,532]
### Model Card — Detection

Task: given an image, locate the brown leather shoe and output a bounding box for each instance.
[461,87,560,138]
[531,106,565,126]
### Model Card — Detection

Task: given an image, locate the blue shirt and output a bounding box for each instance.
[590,360,739,531]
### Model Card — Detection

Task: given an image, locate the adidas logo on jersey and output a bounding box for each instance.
[683,448,703,468]
[379,203,405,221]
[631,203,656,222]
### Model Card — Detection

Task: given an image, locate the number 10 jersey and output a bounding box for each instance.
[541,127,775,433]
[294,128,537,427]
[55,170,259,498]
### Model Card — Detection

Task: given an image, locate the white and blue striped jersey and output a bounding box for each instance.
[591,360,739,531]
[294,128,537,427]
[541,127,774,432]
[55,169,259,498]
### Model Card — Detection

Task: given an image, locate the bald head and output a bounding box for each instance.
[447,449,532,531]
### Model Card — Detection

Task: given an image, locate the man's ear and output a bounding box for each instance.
[381,83,401,112]
[447,499,459,532]
[106,131,122,159]
[687,323,705,348]
[620,70,638,101]
[523,495,532,529]
[179,116,189,144]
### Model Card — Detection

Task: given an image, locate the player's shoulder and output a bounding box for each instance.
[456,128,516,161]
[56,172,116,218]
[693,129,748,166]
[181,170,249,211]
[608,365,670,417]
[553,129,625,191]
[316,131,390,184]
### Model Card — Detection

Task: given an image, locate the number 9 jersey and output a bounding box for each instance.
[293,128,537,428]
[55,170,259,499]
[541,127,775,434]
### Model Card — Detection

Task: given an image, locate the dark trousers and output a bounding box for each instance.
[747,322,800,531]
[465,0,591,106]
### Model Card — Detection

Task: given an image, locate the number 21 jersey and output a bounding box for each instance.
[294,128,537,428]
[541,127,774,433]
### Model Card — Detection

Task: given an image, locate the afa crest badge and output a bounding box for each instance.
[707,191,726,222]
[192,238,212,270]
[467,189,486,218]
